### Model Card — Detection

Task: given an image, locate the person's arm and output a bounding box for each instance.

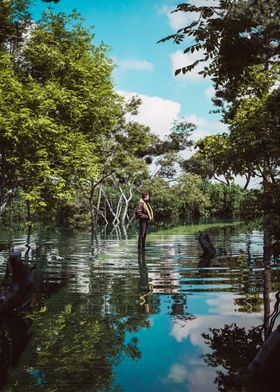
[136,202,149,220]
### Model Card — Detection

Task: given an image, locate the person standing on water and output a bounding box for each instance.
[136,191,153,250]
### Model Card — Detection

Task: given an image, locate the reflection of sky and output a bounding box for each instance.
[114,312,219,391]
[0,228,274,391]
[114,291,263,392]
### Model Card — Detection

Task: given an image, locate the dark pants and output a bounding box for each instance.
[138,220,148,250]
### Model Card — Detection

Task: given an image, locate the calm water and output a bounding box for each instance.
[0,225,279,391]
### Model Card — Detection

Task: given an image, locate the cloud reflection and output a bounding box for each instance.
[167,363,188,383]
[170,309,262,348]
[164,360,217,392]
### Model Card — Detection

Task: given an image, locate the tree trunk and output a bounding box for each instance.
[101,188,120,225]
[93,185,102,229]
[0,149,13,215]
[119,185,133,225]
[26,200,31,223]
[112,194,123,226]
[243,173,251,190]
[263,224,272,341]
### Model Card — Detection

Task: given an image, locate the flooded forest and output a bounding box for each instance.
[1,1,280,391]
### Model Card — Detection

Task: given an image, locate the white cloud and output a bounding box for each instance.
[162,5,192,31]
[118,90,181,138]
[162,1,219,31]
[184,113,228,142]
[117,91,229,174]
[118,59,154,72]
[205,85,215,101]
[167,363,189,383]
[170,50,210,82]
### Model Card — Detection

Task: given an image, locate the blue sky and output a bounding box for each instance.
[32,0,226,141]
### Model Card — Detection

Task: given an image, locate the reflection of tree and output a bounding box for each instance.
[6,304,147,391]
[87,250,160,316]
[202,323,263,392]
[0,313,29,389]
[0,277,70,390]
[170,294,189,317]
[201,226,280,392]
[234,295,263,313]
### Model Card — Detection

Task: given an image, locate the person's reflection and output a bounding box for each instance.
[138,251,153,314]
[0,312,30,388]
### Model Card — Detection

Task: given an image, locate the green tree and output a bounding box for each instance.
[228,65,280,185]
[159,1,280,106]
[0,1,60,51]
[149,120,195,179]
[204,182,246,217]
[1,9,151,223]
[173,173,211,218]
[185,134,236,186]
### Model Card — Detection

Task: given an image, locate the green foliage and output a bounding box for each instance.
[140,174,244,220]
[0,1,31,51]
[141,177,177,219]
[149,120,195,157]
[160,2,280,231]
[160,1,280,105]
[147,120,195,179]
[204,182,246,217]
[173,174,211,218]
[0,5,154,224]
[139,174,245,221]
[181,66,280,225]
[0,11,108,211]
[240,189,263,222]
[228,65,280,184]
[0,193,26,227]
[186,134,235,185]
[6,303,147,391]
[234,295,263,313]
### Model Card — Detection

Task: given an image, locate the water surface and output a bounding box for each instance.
[0,225,279,391]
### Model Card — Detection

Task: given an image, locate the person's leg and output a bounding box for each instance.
[138,221,144,249]
[141,221,148,250]
[138,221,148,250]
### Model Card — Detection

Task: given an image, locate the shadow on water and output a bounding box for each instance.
[1,223,280,390]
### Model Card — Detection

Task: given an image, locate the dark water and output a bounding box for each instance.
[0,225,279,391]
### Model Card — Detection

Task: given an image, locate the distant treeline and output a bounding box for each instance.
[1,175,252,228]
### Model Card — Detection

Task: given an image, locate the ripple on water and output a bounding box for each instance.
[0,227,279,391]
